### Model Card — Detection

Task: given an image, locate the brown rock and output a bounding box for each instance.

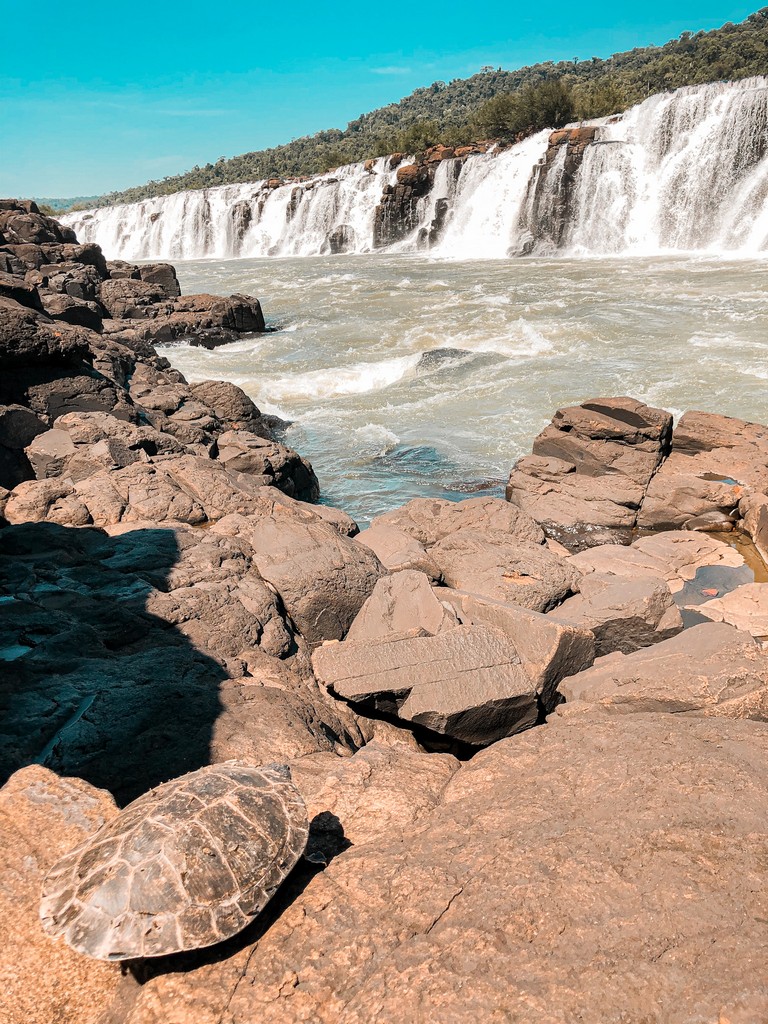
[691,582,768,637]
[506,397,672,550]
[113,713,768,1023]
[548,572,684,655]
[346,570,458,641]
[559,621,768,718]
[216,506,385,645]
[313,625,541,744]
[440,589,595,708]
[372,495,544,548]
[0,766,120,1024]
[429,528,579,612]
[354,523,443,579]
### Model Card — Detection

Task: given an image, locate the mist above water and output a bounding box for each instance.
[164,253,768,524]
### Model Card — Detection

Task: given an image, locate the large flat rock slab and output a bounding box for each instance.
[691,581,768,637]
[559,621,768,718]
[569,529,745,593]
[112,713,768,1024]
[312,625,539,744]
[371,495,544,547]
[439,589,595,708]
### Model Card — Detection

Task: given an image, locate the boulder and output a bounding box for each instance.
[429,528,579,612]
[98,277,170,319]
[0,269,43,310]
[346,570,458,642]
[0,404,47,489]
[0,297,91,371]
[0,766,120,1024]
[215,429,319,502]
[138,262,181,297]
[312,625,541,744]
[440,589,595,708]
[372,495,544,548]
[639,410,768,530]
[215,507,385,645]
[506,397,672,550]
[354,523,443,579]
[39,292,104,331]
[548,572,683,656]
[189,379,273,438]
[559,621,768,718]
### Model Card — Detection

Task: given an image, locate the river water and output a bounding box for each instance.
[164,253,768,525]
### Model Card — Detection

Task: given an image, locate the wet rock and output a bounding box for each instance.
[0,766,120,1024]
[313,625,541,744]
[346,570,458,641]
[548,572,683,655]
[559,621,768,718]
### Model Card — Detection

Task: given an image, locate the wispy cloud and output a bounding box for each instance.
[370,65,412,76]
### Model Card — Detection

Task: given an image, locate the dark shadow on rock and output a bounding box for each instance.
[0,521,225,804]
[124,812,348,986]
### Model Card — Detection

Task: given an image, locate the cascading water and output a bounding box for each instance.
[64,76,768,259]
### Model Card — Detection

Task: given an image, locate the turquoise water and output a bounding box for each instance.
[163,253,768,525]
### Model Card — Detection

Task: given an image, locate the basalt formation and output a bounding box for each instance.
[3,204,768,1023]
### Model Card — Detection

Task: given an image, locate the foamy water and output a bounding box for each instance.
[162,253,768,523]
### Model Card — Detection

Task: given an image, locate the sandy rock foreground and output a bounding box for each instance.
[3,202,768,1023]
[3,713,768,1024]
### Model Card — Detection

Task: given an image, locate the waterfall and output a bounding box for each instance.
[63,77,768,260]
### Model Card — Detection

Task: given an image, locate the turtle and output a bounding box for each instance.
[39,761,309,961]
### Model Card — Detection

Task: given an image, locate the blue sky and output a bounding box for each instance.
[1,1,759,197]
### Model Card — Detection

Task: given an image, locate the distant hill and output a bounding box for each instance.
[81,8,768,210]
[33,196,100,213]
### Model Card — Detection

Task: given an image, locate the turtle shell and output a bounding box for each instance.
[40,761,309,960]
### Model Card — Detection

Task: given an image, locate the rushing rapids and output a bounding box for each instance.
[64,77,768,259]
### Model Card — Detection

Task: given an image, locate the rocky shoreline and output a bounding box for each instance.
[2,200,768,1023]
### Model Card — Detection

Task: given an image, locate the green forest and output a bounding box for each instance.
[79,8,768,210]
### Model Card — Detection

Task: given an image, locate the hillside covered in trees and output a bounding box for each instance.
[79,8,768,209]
